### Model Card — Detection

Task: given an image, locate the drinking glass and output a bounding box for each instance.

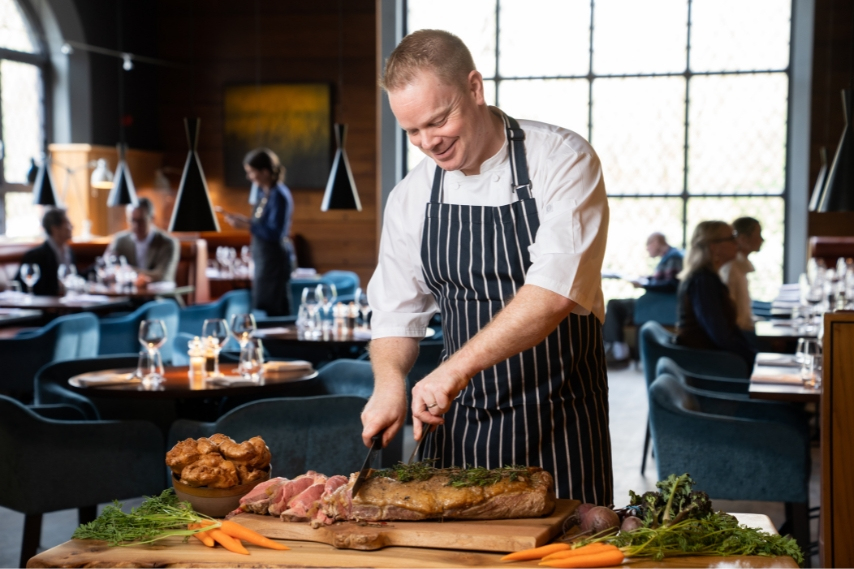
[301,286,320,319]
[239,338,264,382]
[138,319,167,382]
[20,263,40,297]
[230,313,257,349]
[355,287,371,328]
[316,283,337,319]
[202,318,230,377]
[797,339,821,386]
[135,350,166,390]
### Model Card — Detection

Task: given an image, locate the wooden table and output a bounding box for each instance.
[26,513,797,568]
[67,363,317,400]
[0,294,130,314]
[89,284,196,307]
[749,353,821,403]
[755,320,817,353]
[0,307,42,326]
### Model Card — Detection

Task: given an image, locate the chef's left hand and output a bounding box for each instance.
[411,364,469,441]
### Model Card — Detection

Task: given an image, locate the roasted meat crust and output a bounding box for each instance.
[165,438,201,475]
[321,467,556,522]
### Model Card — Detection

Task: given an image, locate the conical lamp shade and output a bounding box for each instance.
[32,160,61,206]
[819,89,854,212]
[106,154,138,207]
[169,118,220,232]
[321,124,361,211]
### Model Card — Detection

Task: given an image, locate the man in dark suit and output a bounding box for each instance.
[15,208,75,296]
[106,197,179,284]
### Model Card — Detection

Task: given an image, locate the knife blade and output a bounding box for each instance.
[407,425,434,465]
[351,434,382,498]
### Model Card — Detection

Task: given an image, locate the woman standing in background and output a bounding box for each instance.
[224,148,294,316]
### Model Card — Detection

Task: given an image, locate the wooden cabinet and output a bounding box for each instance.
[47,144,163,238]
[820,311,854,567]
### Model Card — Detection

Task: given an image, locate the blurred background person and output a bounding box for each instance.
[106,197,180,285]
[719,217,764,332]
[223,147,294,316]
[676,220,756,369]
[603,232,683,364]
[15,208,74,296]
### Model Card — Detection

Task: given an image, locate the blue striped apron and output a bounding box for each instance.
[420,113,613,504]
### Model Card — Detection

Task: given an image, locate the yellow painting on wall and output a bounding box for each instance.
[224,83,330,189]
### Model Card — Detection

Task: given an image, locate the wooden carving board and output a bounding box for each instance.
[231,498,578,553]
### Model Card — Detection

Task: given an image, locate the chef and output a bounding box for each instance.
[362,29,612,504]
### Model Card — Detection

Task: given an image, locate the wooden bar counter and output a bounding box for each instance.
[27,513,797,568]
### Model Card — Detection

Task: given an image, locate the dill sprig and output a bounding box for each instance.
[72,489,218,546]
[370,462,530,488]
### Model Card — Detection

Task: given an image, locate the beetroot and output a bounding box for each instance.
[620,515,644,532]
[579,505,621,536]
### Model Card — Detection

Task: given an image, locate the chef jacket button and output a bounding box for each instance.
[546,204,553,213]
[492,174,500,182]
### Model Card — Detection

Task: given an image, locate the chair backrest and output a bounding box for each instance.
[648,373,701,413]
[211,395,370,479]
[321,271,360,297]
[0,313,100,395]
[633,291,678,327]
[316,359,374,399]
[655,357,749,395]
[178,289,251,336]
[99,299,180,361]
[639,321,749,389]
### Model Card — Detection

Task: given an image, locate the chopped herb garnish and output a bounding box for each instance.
[370,462,530,488]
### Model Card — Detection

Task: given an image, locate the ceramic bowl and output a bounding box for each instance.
[172,467,271,517]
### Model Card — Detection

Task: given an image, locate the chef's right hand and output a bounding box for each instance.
[361,385,407,449]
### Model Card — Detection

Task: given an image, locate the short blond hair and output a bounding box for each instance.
[381,29,476,92]
[679,220,732,279]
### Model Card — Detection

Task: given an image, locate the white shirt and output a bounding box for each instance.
[719,251,755,331]
[368,115,609,340]
[134,230,155,270]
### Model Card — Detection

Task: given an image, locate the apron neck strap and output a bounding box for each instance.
[429,110,532,203]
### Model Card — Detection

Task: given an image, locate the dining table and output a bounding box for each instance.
[26,512,797,568]
[88,283,196,307]
[754,320,817,353]
[0,291,131,315]
[0,307,42,326]
[749,352,821,403]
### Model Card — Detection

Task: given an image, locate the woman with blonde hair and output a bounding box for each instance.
[675,220,756,369]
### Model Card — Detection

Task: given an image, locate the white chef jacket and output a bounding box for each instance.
[368,114,609,340]
[719,251,755,331]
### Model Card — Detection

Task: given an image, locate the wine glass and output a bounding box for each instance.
[301,286,320,317]
[355,287,371,328]
[230,313,257,350]
[138,320,167,384]
[20,263,41,299]
[202,318,230,377]
[239,338,265,383]
[316,283,337,318]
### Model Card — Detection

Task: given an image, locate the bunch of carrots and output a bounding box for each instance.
[500,542,625,568]
[189,520,290,555]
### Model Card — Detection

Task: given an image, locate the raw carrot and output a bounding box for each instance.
[218,520,291,551]
[188,523,215,547]
[501,543,572,562]
[538,548,625,568]
[541,543,616,561]
[207,528,250,555]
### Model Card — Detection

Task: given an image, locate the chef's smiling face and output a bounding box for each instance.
[389,68,492,176]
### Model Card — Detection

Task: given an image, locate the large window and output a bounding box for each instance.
[0,0,45,237]
[406,0,790,301]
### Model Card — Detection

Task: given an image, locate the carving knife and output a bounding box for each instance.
[351,434,382,498]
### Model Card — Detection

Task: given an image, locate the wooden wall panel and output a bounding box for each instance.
[154,0,378,287]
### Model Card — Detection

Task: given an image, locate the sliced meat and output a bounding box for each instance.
[280,482,326,522]
[268,472,328,516]
[238,477,288,515]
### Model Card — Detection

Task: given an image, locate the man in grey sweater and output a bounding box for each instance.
[106,197,180,284]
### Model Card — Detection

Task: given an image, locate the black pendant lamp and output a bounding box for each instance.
[31,156,61,207]
[106,144,138,206]
[322,124,362,211]
[169,118,220,232]
[808,147,828,211]
[819,89,854,212]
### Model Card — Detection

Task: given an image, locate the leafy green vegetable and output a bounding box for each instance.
[72,489,217,546]
[370,462,530,487]
[628,473,712,528]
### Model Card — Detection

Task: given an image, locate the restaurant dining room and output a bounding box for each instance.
[0,0,852,567]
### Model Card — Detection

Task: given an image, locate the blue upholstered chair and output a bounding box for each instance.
[0,394,165,567]
[168,395,371,480]
[289,271,360,315]
[98,299,180,362]
[638,321,750,474]
[0,312,100,398]
[648,373,811,554]
[655,357,749,395]
[633,291,678,327]
[314,359,374,399]
[178,289,251,336]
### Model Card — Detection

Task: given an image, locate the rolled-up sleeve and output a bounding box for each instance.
[525,144,608,322]
[367,183,439,339]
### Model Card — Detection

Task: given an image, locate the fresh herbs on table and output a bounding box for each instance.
[370,461,530,487]
[72,489,216,546]
[583,473,803,564]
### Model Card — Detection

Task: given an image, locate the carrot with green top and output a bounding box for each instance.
[501,543,572,562]
[187,523,215,547]
[217,520,291,551]
[207,528,250,555]
[541,542,616,561]
[538,548,625,567]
